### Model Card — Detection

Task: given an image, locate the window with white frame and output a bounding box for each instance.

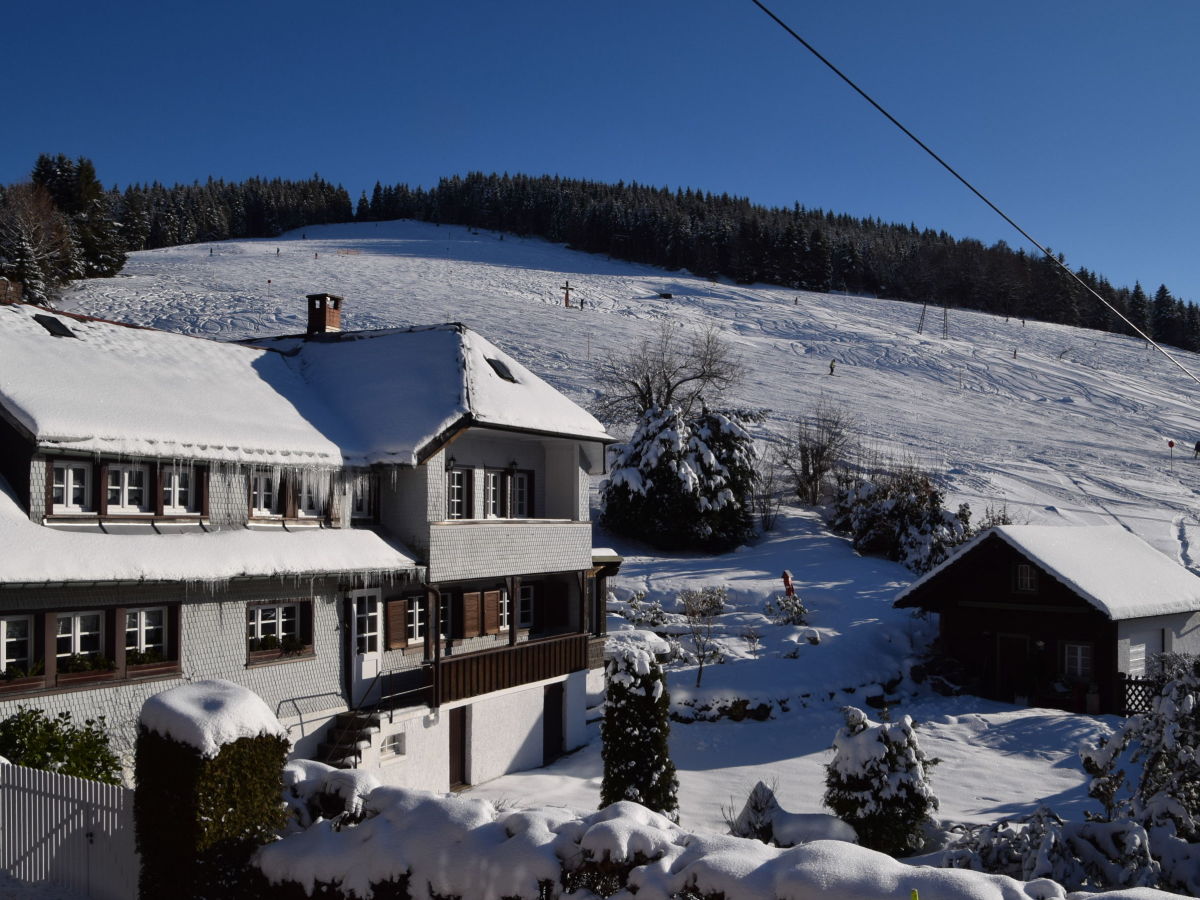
[407,597,426,643]
[298,475,323,517]
[125,607,167,661]
[447,469,471,520]
[351,476,375,520]
[246,603,298,651]
[1064,642,1093,680]
[1,615,32,675]
[57,611,103,661]
[499,590,510,630]
[250,472,279,516]
[484,470,503,518]
[1014,563,1038,593]
[381,732,406,758]
[161,467,195,513]
[52,461,93,513]
[518,584,535,629]
[355,594,380,654]
[510,471,530,518]
[106,464,150,513]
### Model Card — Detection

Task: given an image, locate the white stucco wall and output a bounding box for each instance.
[1116,611,1200,675]
[364,705,451,791]
[468,681,549,785]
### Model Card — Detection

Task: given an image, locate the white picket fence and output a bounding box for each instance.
[0,763,138,900]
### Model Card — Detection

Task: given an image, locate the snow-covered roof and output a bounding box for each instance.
[0,474,416,584]
[0,303,343,465]
[253,324,612,464]
[139,679,289,757]
[0,305,610,467]
[895,524,1200,620]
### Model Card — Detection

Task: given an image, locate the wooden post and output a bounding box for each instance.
[561,280,574,308]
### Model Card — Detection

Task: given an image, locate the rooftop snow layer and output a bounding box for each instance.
[0,304,343,464]
[0,306,610,467]
[257,324,611,464]
[896,524,1200,620]
[0,474,416,584]
[139,679,288,757]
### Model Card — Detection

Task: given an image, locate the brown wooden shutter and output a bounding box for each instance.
[97,462,108,515]
[386,598,408,649]
[198,466,210,517]
[483,590,501,635]
[461,591,482,638]
[526,470,535,518]
[283,473,298,518]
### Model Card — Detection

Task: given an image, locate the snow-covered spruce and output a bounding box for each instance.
[823,705,938,857]
[828,468,972,574]
[601,645,679,823]
[601,404,756,552]
[1081,655,1200,892]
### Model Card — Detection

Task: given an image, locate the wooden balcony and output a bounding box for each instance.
[434,633,589,706]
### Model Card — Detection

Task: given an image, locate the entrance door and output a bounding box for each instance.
[543,682,565,764]
[349,589,382,707]
[449,706,468,789]
[995,633,1031,702]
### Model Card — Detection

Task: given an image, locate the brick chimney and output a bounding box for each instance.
[306,293,342,335]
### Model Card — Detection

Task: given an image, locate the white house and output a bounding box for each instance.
[0,294,619,789]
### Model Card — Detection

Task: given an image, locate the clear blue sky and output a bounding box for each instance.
[5,1,1198,301]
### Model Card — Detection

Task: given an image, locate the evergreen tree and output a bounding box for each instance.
[1127,282,1152,338]
[601,405,698,550]
[824,706,938,856]
[600,646,679,823]
[687,407,757,551]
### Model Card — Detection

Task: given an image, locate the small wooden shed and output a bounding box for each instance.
[894,525,1200,714]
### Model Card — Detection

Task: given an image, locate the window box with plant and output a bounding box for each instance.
[1,661,45,693]
[246,602,313,664]
[56,653,117,686]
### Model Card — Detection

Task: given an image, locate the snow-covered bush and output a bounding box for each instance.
[600,404,757,553]
[601,646,679,823]
[940,806,1158,892]
[828,466,972,574]
[624,590,669,627]
[678,585,727,687]
[1081,654,1200,890]
[764,592,809,625]
[726,780,857,848]
[135,680,290,900]
[823,706,938,856]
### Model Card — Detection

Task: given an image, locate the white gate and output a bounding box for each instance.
[0,763,138,900]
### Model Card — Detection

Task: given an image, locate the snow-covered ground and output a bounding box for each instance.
[55,220,1200,847]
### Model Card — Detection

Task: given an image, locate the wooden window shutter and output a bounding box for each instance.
[153,463,165,516]
[283,473,298,519]
[386,598,408,649]
[97,462,108,515]
[483,591,501,635]
[461,591,482,639]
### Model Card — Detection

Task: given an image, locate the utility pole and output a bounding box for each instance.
[561,280,574,308]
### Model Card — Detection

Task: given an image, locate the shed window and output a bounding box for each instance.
[1014,563,1038,593]
[1064,642,1093,680]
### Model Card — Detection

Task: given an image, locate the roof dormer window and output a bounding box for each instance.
[105,463,150,514]
[52,461,93,514]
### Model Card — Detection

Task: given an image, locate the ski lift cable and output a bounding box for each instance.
[748,0,1200,389]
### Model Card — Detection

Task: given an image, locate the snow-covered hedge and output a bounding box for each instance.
[257,779,1094,900]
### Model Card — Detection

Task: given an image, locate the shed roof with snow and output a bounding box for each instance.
[0,304,611,467]
[895,524,1200,620]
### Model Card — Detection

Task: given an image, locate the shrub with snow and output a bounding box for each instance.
[1081,654,1200,892]
[823,706,938,857]
[601,645,679,823]
[829,466,972,574]
[764,591,809,625]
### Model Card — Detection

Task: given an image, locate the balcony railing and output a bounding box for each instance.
[434,633,589,706]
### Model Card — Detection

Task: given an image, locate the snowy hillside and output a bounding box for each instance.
[54,220,1200,845]
[60,219,1200,565]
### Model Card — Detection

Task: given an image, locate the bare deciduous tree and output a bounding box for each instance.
[0,183,78,303]
[780,397,857,505]
[593,322,744,423]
